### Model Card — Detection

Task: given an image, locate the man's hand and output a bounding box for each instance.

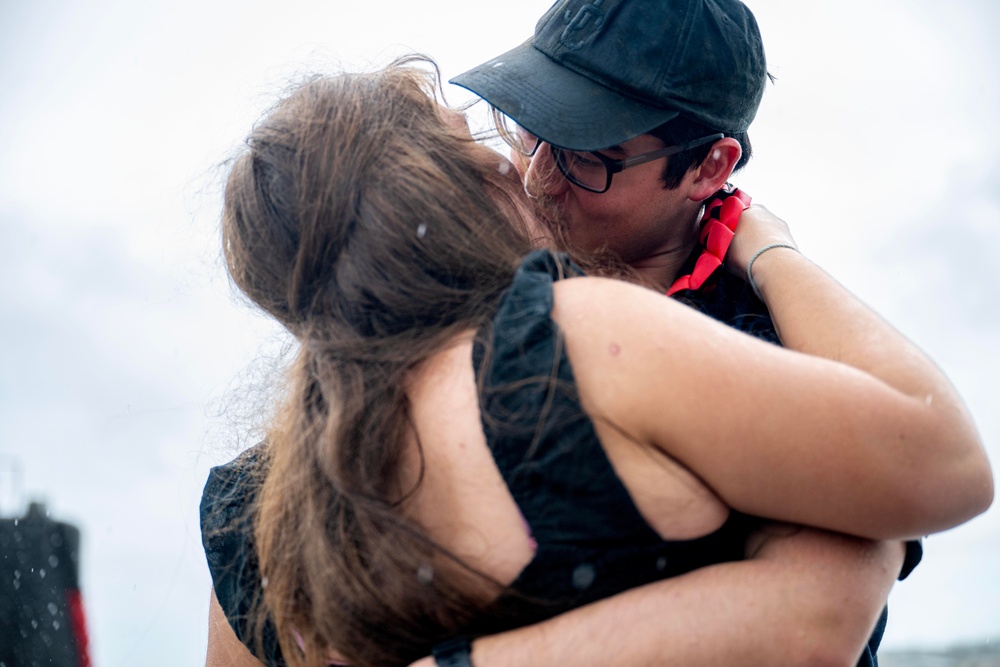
[406,526,903,667]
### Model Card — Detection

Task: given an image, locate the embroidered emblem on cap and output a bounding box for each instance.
[560,0,606,50]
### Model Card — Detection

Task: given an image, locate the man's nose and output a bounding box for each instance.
[524,143,569,198]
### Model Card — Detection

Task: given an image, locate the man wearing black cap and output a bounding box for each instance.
[451,0,766,303]
[447,1,919,665]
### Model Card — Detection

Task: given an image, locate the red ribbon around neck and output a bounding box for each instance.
[666,186,752,296]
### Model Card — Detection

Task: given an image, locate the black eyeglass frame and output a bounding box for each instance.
[511,130,726,194]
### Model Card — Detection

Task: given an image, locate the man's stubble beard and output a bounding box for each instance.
[526,191,654,288]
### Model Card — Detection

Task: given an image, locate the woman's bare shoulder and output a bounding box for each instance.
[550,275,707,344]
[551,277,731,540]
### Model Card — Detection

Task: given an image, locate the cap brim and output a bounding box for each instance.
[451,39,679,151]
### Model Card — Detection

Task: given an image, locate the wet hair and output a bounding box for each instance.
[221,56,535,666]
[649,115,753,190]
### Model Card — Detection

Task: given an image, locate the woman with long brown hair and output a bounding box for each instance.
[201,57,992,667]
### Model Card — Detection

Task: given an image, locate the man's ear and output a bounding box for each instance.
[687,137,742,202]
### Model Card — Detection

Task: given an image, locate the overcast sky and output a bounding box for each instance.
[1,1,998,665]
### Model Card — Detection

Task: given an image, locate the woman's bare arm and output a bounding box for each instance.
[552,210,992,540]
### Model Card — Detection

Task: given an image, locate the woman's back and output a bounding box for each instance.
[398,251,747,629]
[401,260,733,591]
[401,332,537,589]
[202,251,750,664]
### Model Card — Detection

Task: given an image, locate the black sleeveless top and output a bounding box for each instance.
[201,250,917,666]
[468,250,754,629]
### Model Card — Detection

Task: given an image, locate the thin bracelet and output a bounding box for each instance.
[746,243,798,300]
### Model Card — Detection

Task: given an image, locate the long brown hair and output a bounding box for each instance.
[221,56,535,666]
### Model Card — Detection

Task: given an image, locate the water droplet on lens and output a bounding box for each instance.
[11,580,19,590]
[656,556,667,571]
[416,223,427,239]
[571,564,595,590]
[48,555,59,568]
[416,563,434,584]
[47,602,58,616]
[53,620,60,631]
[13,570,20,579]
[39,569,46,579]
[261,576,269,589]
[50,533,63,547]
[30,619,38,629]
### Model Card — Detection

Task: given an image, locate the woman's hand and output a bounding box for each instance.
[725,204,798,278]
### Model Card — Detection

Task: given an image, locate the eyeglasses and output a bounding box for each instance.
[505,124,724,194]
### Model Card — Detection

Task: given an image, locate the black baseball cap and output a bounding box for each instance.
[451,0,767,151]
